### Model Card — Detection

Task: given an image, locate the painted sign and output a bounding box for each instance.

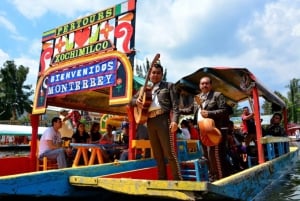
[33,0,136,114]
[47,59,117,96]
[52,40,113,64]
[39,0,135,72]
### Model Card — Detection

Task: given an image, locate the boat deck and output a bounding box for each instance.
[68,144,299,201]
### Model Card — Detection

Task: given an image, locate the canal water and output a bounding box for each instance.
[1,142,300,201]
[253,141,300,201]
[254,163,300,200]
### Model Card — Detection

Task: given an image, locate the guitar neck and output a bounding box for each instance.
[140,53,160,95]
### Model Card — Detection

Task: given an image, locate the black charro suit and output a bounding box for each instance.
[180,90,231,180]
[131,81,182,180]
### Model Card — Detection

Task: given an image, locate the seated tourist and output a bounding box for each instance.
[100,124,114,144]
[187,118,200,140]
[39,117,71,168]
[71,122,91,164]
[180,119,191,140]
[100,124,118,161]
[71,122,91,144]
[90,122,102,143]
[266,112,287,137]
[265,112,287,157]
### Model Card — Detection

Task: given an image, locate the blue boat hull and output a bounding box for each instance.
[0,159,157,198]
[208,146,300,200]
[0,147,298,201]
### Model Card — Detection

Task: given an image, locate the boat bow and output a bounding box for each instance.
[69,176,207,200]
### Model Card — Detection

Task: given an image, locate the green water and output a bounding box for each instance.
[254,161,300,201]
[253,141,300,201]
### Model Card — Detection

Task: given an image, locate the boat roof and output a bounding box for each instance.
[175,67,286,108]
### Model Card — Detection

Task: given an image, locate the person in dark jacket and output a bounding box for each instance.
[180,76,231,180]
[130,63,182,180]
[266,112,287,137]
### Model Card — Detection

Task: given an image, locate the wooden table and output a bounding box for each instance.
[70,143,105,167]
[70,143,128,167]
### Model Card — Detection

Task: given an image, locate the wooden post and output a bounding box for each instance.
[30,114,39,171]
[127,105,136,160]
[252,86,265,164]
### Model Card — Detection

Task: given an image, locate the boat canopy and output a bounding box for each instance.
[175,67,288,164]
[0,124,47,136]
[175,67,286,109]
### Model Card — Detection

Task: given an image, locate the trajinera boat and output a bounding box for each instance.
[0,0,298,200]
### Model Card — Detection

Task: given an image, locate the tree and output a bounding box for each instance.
[261,101,272,115]
[287,79,300,123]
[231,103,243,117]
[0,60,34,120]
[135,58,167,80]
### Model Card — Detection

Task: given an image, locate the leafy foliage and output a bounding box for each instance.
[135,58,167,81]
[0,60,34,120]
[287,79,300,123]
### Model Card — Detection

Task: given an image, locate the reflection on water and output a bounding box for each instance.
[0,147,29,158]
[254,142,300,201]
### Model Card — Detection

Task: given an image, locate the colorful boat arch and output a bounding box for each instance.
[32,50,133,115]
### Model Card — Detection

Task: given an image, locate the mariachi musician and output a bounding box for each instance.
[130,61,182,180]
[180,76,231,180]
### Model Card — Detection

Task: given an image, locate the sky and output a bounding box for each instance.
[0,0,300,101]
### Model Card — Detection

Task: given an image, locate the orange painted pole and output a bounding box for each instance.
[252,86,265,164]
[127,105,136,160]
[30,114,39,171]
[283,108,288,132]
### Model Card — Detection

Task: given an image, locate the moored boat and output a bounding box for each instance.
[0,1,298,201]
[0,124,47,155]
[287,124,300,141]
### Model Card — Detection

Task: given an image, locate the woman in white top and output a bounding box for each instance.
[180,119,191,140]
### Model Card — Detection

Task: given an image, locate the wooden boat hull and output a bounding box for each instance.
[0,146,298,201]
[69,146,300,201]
[288,136,300,142]
[208,146,300,200]
[0,159,157,198]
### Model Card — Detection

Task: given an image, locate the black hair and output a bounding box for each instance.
[180,119,189,127]
[200,76,212,84]
[154,63,163,72]
[51,117,61,126]
[273,112,282,120]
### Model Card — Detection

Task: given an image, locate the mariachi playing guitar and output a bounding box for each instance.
[134,53,160,124]
[195,95,222,146]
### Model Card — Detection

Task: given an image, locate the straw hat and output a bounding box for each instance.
[198,118,222,146]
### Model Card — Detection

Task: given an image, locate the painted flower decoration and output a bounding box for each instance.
[115,78,123,93]
[100,22,114,39]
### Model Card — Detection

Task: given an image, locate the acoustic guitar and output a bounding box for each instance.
[134,53,160,124]
[195,95,222,146]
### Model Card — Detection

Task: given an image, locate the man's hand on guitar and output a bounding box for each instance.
[136,98,143,109]
[169,122,178,133]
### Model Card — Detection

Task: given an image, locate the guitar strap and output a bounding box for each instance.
[201,93,208,109]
